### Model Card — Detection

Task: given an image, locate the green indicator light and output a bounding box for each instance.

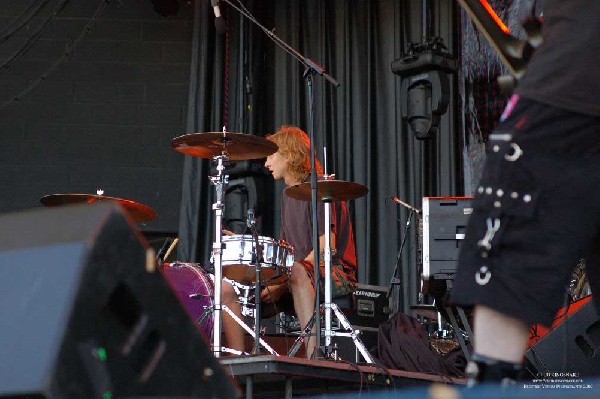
[102,391,113,399]
[97,347,107,362]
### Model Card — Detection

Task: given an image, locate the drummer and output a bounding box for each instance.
[221,125,358,358]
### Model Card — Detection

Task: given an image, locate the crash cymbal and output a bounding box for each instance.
[171,132,278,161]
[285,180,368,202]
[40,193,158,222]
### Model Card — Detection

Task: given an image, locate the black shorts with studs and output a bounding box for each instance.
[452,96,600,327]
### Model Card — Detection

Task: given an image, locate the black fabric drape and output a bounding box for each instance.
[177,0,225,263]
[179,0,461,314]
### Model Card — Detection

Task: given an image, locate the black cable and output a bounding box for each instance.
[0,0,110,111]
[0,0,71,73]
[335,358,365,394]
[365,362,398,391]
[387,203,416,314]
[0,0,49,44]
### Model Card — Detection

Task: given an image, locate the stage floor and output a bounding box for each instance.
[220,355,464,398]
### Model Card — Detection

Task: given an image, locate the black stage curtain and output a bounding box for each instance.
[178,0,461,314]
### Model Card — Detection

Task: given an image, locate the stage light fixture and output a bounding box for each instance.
[392,39,456,140]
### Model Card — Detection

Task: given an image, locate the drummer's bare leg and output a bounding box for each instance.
[289,262,317,358]
[221,280,245,353]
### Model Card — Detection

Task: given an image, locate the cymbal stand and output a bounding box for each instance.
[221,301,279,356]
[247,209,265,355]
[209,154,228,357]
[323,197,374,363]
[209,152,279,357]
[289,193,374,363]
[199,294,278,356]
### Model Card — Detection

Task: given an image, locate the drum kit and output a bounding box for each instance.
[40,130,372,361]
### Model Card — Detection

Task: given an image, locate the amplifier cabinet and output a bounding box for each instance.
[347,284,392,328]
[422,197,473,280]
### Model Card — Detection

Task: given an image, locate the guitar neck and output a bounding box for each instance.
[458,0,533,79]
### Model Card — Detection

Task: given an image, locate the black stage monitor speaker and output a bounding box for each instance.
[526,298,600,377]
[0,203,239,398]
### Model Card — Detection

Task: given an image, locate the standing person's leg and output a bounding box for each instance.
[453,99,600,383]
[463,306,530,384]
[289,262,317,358]
[473,305,530,363]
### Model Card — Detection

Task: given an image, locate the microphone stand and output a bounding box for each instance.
[387,208,416,310]
[388,198,421,313]
[247,209,263,355]
[220,0,340,359]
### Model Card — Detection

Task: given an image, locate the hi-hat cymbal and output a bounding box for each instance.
[171,132,278,161]
[40,194,158,222]
[285,180,368,202]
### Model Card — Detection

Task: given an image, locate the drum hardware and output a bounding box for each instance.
[189,277,278,356]
[217,0,340,358]
[440,281,474,362]
[40,192,158,222]
[412,301,462,356]
[171,130,277,358]
[171,131,278,161]
[283,313,341,335]
[219,235,293,284]
[285,178,374,363]
[410,304,440,321]
[430,334,460,357]
[246,207,265,355]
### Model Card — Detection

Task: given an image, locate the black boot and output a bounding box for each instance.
[465,353,523,387]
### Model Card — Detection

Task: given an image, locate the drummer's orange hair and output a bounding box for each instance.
[267,125,323,183]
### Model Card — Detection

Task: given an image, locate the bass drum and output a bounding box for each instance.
[161,262,214,340]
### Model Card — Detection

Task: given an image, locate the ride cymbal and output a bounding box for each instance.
[285,180,368,202]
[40,193,158,222]
[171,132,278,161]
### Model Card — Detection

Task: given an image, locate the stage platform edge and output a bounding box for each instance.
[220,354,464,398]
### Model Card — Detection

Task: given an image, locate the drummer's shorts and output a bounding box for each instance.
[452,96,600,327]
[299,259,357,299]
[262,260,357,318]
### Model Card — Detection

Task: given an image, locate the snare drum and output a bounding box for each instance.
[220,235,293,285]
[161,262,214,340]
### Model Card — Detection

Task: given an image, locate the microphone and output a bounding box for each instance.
[246,208,256,228]
[392,196,422,214]
[211,0,226,34]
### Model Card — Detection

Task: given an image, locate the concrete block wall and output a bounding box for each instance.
[0,0,193,233]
